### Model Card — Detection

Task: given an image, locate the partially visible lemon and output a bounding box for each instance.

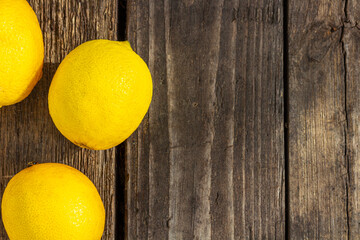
[48,40,152,150]
[1,163,105,240]
[0,0,44,107]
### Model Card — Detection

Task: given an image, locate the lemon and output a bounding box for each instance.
[0,0,44,107]
[1,163,105,240]
[48,40,152,150]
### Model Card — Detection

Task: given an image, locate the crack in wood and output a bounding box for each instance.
[341,1,350,238]
[283,0,290,239]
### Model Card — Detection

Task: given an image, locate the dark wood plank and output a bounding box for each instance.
[0,1,118,239]
[126,0,285,239]
[343,1,360,238]
[288,0,349,238]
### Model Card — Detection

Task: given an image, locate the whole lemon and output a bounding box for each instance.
[0,0,44,107]
[48,40,152,150]
[1,163,105,240]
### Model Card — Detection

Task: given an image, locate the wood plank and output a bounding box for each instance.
[0,1,118,239]
[343,1,360,238]
[126,0,285,239]
[288,0,349,238]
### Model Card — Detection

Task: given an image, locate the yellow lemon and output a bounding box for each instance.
[0,0,44,107]
[1,163,105,240]
[48,40,152,150]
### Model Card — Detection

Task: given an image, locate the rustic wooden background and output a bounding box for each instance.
[1,0,360,239]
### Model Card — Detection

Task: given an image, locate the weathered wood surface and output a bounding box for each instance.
[3,0,360,239]
[126,0,285,239]
[287,0,349,239]
[0,1,118,239]
[343,0,360,238]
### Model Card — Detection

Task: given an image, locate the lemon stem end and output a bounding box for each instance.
[27,162,38,167]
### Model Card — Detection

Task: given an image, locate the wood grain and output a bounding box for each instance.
[126,0,285,239]
[287,0,349,238]
[0,1,118,239]
[343,0,360,238]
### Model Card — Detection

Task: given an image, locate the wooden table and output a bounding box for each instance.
[1,0,359,239]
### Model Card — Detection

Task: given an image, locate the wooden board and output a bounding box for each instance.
[287,0,349,238]
[343,0,360,238]
[0,1,118,239]
[125,0,285,239]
